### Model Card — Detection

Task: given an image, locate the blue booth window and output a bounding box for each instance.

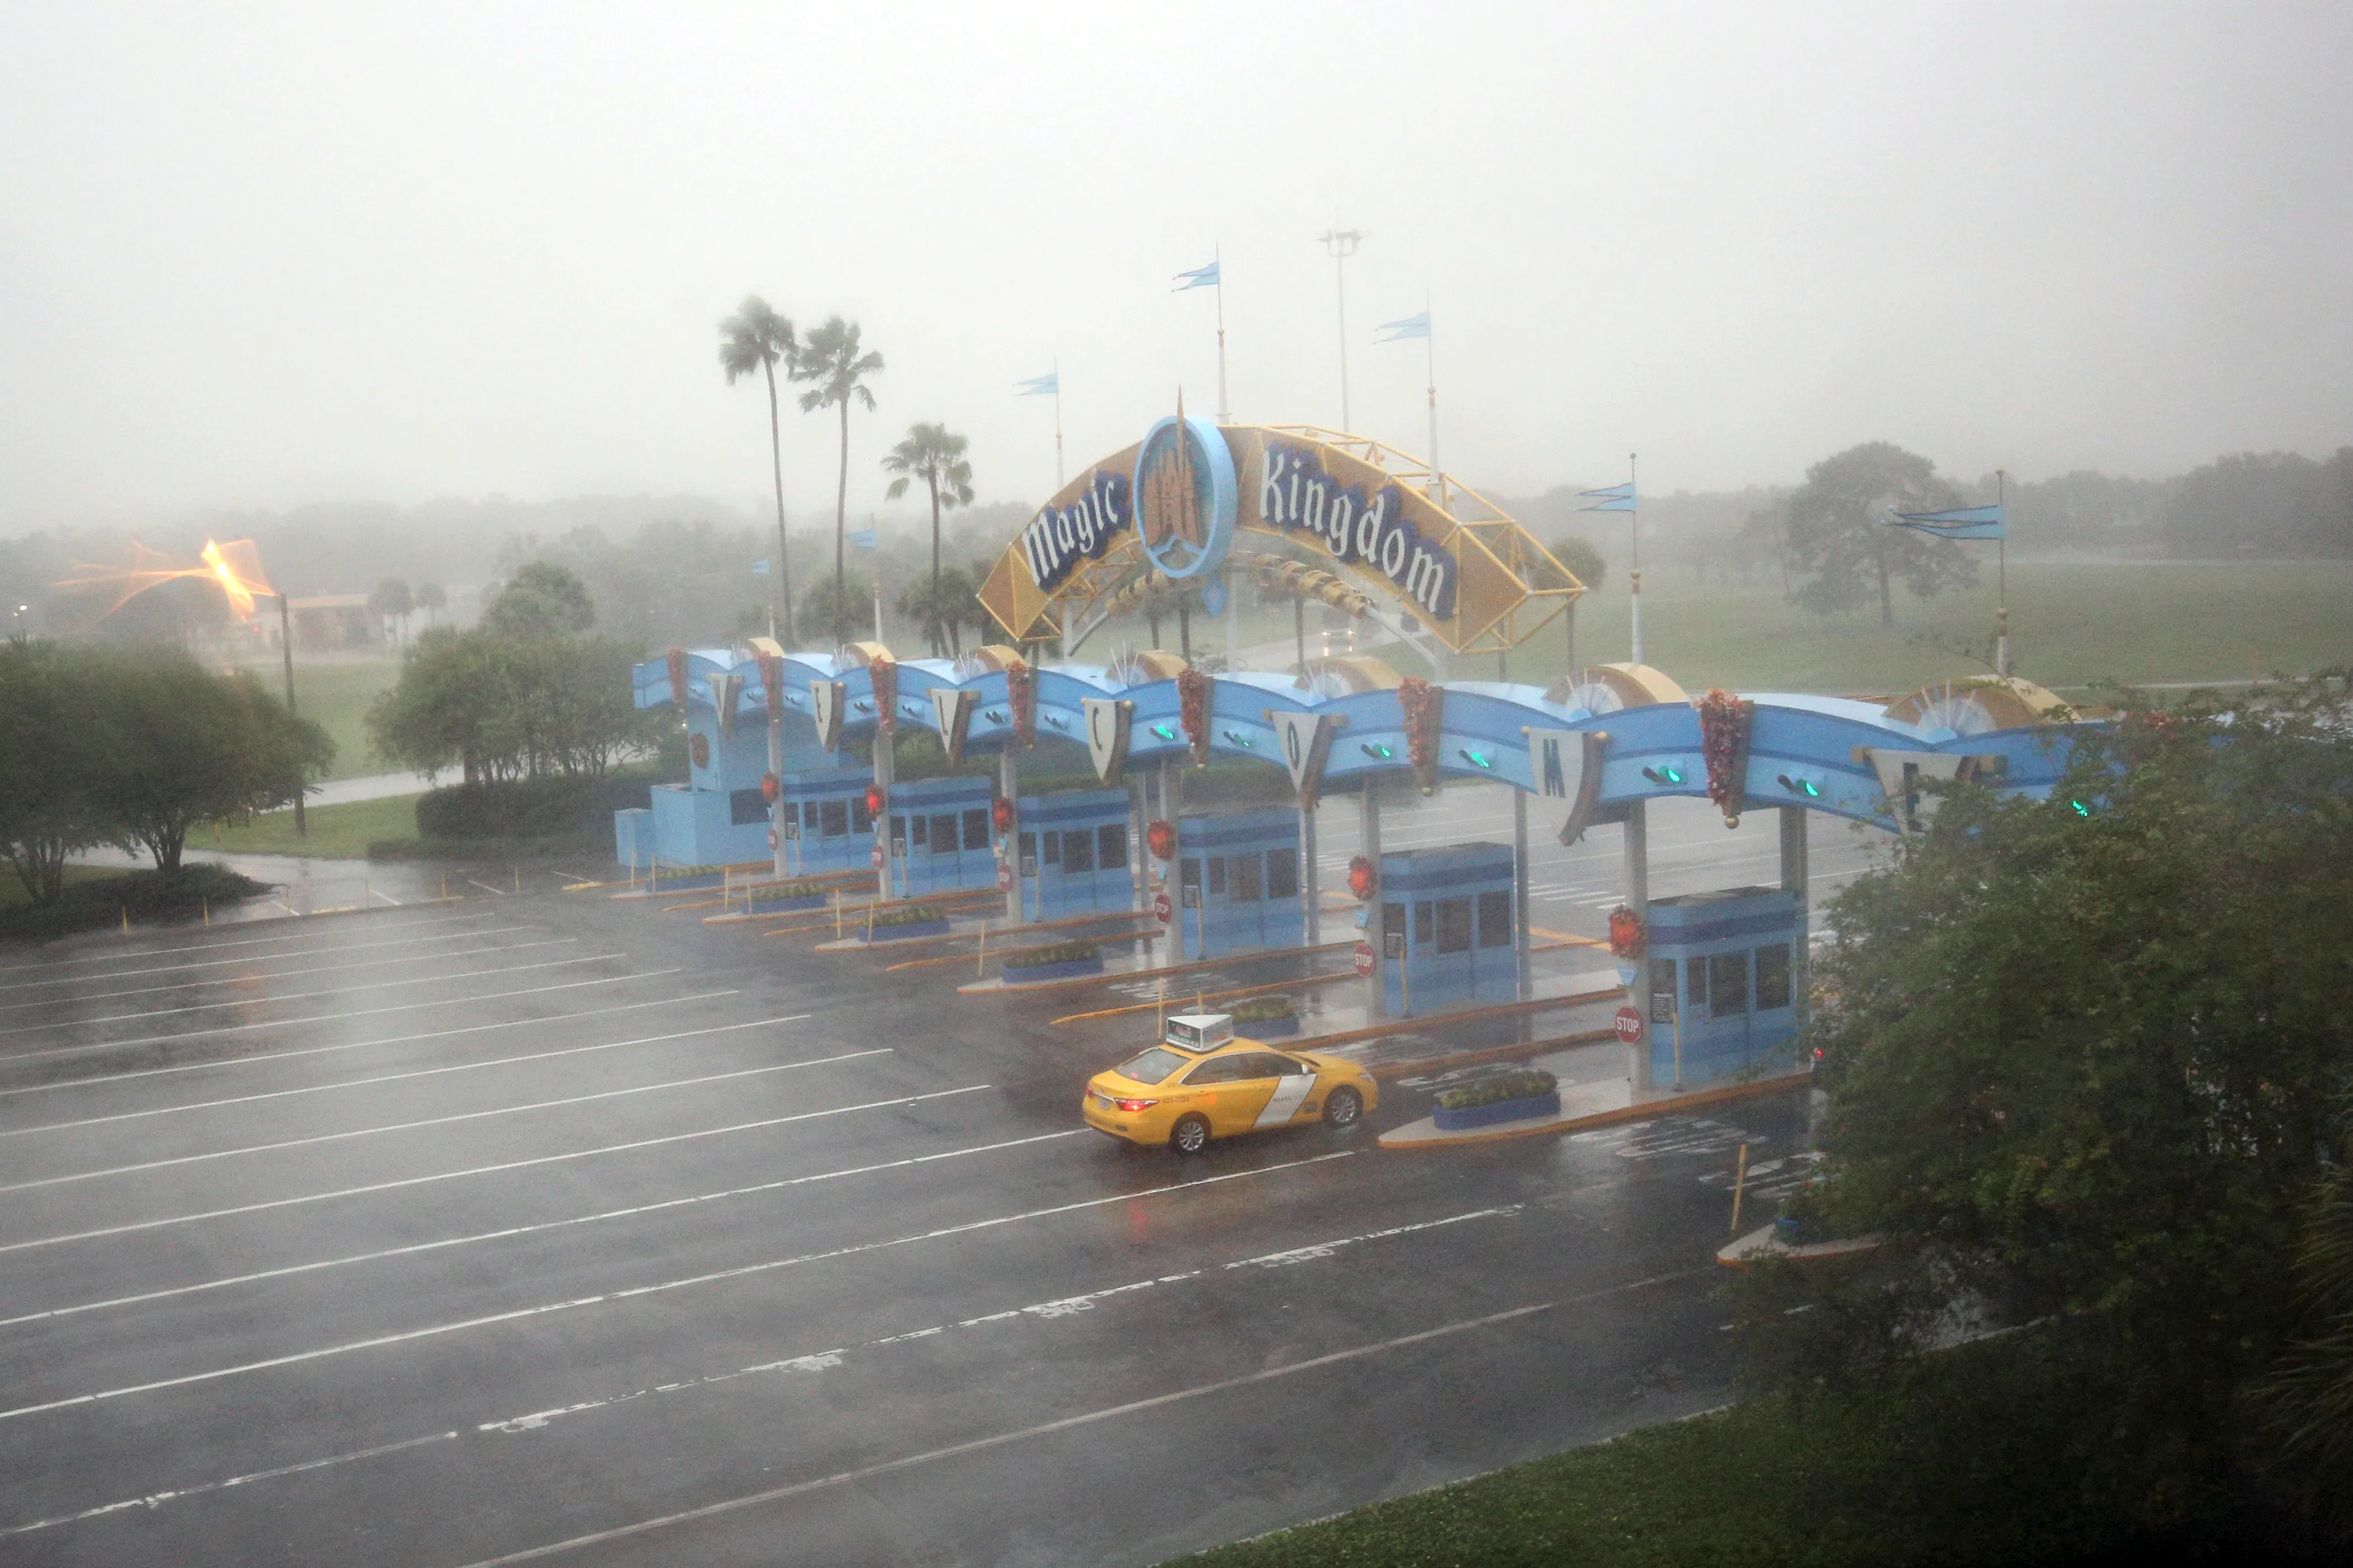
[1383,902,1404,938]
[1650,958,1677,1023]
[852,797,874,834]
[1266,847,1298,899]
[909,815,927,847]
[1099,824,1128,868]
[729,789,767,826]
[821,800,848,838]
[1756,944,1792,1009]
[965,809,990,850]
[929,813,954,852]
[1709,953,1749,1017]
[1479,890,1512,947]
[1689,956,1709,1008]
[1043,832,1060,866]
[1064,830,1095,873]
[1232,855,1262,901]
[1413,902,1434,944]
[1207,857,1226,895]
[1436,898,1472,953]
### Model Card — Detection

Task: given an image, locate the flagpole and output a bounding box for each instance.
[1995,468,2009,679]
[1629,452,1643,667]
[1424,292,1444,512]
[1214,244,1230,426]
[1054,356,1064,492]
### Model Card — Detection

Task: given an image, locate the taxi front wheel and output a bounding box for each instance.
[1324,1087,1364,1128]
[1170,1114,1210,1155]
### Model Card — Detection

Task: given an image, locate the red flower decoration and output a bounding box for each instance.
[1694,687,1754,828]
[864,784,886,817]
[760,772,781,803]
[1176,667,1212,769]
[756,651,783,723]
[869,657,897,737]
[1347,856,1377,901]
[992,796,1016,834]
[1397,676,1443,794]
[1608,904,1645,960]
[666,646,690,710]
[1005,659,1036,749]
[1146,819,1176,862]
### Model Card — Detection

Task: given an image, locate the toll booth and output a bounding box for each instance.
[776,767,876,876]
[614,807,657,870]
[1642,886,1805,1088]
[637,695,828,868]
[1175,810,1305,961]
[1376,843,1518,1017]
[1016,789,1136,920]
[886,776,997,898]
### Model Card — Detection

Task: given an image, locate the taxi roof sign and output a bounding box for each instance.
[1164,1013,1234,1052]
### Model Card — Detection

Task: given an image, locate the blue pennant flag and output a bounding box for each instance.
[1173,260,1220,291]
[750,558,770,577]
[1376,311,1431,342]
[1888,503,2004,541]
[1013,372,1059,397]
[1579,481,1636,514]
[847,529,878,551]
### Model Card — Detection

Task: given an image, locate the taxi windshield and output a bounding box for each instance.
[1114,1046,1191,1085]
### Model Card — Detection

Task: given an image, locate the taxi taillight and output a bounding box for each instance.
[1114,1097,1157,1113]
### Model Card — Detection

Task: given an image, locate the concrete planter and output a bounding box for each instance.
[1001,955,1106,982]
[750,893,829,914]
[1433,1090,1562,1132]
[867,918,950,942]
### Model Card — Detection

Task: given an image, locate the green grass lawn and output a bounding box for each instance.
[222,656,401,780]
[1397,561,2353,696]
[200,794,419,860]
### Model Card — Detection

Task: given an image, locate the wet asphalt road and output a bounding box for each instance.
[0,794,1860,1566]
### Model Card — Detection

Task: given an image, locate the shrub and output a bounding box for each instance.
[0,865,271,941]
[870,904,945,928]
[1228,993,1299,1023]
[1436,1067,1557,1112]
[1005,938,1101,967]
[414,774,653,841]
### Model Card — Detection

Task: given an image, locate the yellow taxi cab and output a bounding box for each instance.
[1082,1012,1378,1154]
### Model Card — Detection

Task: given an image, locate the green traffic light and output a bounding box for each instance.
[2071,799,2091,817]
[1151,724,1176,740]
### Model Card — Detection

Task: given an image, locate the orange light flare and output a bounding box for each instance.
[54,538,275,620]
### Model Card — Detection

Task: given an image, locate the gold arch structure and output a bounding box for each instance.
[977,425,1584,661]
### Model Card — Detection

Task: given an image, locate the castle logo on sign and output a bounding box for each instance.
[1257,441,1457,619]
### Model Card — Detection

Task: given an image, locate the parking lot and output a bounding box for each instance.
[0,796,1849,1566]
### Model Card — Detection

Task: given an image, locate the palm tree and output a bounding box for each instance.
[881,422,975,622]
[719,297,799,644]
[792,317,884,642]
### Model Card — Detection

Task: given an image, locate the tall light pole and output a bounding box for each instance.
[1316,226,1362,432]
[277,593,305,838]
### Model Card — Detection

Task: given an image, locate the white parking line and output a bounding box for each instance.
[0,990,733,1104]
[0,911,502,978]
[0,939,580,1013]
[0,953,629,1039]
[0,925,537,995]
[0,1011,804,1140]
[0,1085,995,1258]
[0,1044,873,1195]
[0,1131,1083,1332]
[0,970,685,1064]
[0,1146,1346,1425]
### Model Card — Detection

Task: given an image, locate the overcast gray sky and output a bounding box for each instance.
[2,1,2347,535]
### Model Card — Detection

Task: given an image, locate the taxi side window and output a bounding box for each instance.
[1232,1052,1294,1080]
[1184,1057,1244,1085]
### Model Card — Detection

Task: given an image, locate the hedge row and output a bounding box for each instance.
[413,773,654,841]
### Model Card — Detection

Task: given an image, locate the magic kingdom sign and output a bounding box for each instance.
[980,420,1582,658]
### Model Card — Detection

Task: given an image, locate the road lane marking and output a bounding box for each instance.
[0,911,502,978]
[0,1131,1083,1332]
[0,954,631,1039]
[0,925,536,994]
[0,1011,805,1139]
[0,938,578,1012]
[480,1205,1522,1434]
[0,1145,1342,1422]
[0,990,734,1104]
[0,1043,870,1195]
[0,970,685,1064]
[0,1085,996,1259]
[0,1430,463,1539]
[458,1291,1712,1566]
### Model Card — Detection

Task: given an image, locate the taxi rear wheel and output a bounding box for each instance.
[1323,1087,1364,1128]
[1170,1114,1210,1155]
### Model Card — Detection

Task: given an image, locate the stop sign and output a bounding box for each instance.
[767,828,778,850]
[996,863,1013,891]
[1615,1005,1645,1044]
[1352,941,1375,978]
[1153,890,1173,925]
